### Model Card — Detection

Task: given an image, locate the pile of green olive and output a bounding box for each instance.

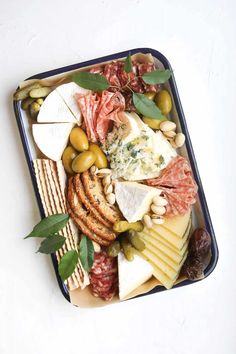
[107,230,146,261]
[62,127,108,174]
[143,89,172,130]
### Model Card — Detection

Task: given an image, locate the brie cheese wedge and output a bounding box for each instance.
[56,82,89,125]
[118,252,153,300]
[32,123,74,161]
[37,89,77,123]
[115,181,161,222]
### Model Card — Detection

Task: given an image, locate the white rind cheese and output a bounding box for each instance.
[118,252,153,300]
[56,82,89,125]
[115,181,161,222]
[32,123,74,161]
[37,89,77,123]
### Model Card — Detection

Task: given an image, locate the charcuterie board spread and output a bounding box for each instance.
[14,53,212,305]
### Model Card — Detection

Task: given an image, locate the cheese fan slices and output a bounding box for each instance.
[137,211,191,289]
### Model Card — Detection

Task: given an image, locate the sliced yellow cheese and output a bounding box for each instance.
[148,226,188,249]
[135,251,175,289]
[144,241,181,271]
[162,210,191,237]
[140,249,177,280]
[139,232,183,263]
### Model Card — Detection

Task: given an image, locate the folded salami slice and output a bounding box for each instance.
[146,156,198,216]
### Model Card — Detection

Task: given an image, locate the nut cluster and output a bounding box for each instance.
[91,167,116,205]
[159,121,185,148]
[143,193,168,228]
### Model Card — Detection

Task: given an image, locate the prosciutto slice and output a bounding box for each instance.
[76,91,125,143]
[146,156,198,216]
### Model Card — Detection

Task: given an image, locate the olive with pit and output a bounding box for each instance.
[70,127,89,152]
[89,143,108,169]
[155,90,172,115]
[62,146,77,174]
[72,151,96,173]
[143,116,167,130]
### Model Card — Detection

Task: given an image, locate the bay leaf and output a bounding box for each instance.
[79,234,94,272]
[58,250,79,281]
[24,214,69,239]
[132,93,163,119]
[72,72,109,91]
[37,235,66,254]
[142,69,172,85]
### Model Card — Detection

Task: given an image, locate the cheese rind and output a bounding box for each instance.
[115,181,161,222]
[118,253,153,300]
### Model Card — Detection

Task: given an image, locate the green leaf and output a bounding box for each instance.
[37,235,66,254]
[79,234,94,272]
[132,93,163,119]
[142,69,172,85]
[124,53,132,73]
[24,213,69,239]
[72,72,110,91]
[58,250,79,281]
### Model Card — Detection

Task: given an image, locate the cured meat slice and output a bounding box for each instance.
[74,174,111,228]
[89,251,118,301]
[81,171,122,224]
[76,91,125,143]
[146,156,198,216]
[67,178,116,242]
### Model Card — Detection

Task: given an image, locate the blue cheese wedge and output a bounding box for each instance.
[105,112,177,180]
[32,123,74,161]
[115,181,161,222]
[118,252,153,300]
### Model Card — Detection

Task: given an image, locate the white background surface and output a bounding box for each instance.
[1,0,236,353]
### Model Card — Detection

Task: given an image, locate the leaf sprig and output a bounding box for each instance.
[24,214,95,282]
[72,54,172,119]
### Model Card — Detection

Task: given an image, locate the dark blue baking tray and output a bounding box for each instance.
[13,48,218,304]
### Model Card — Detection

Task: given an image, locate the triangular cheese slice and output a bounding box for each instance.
[56,82,89,125]
[115,181,161,222]
[37,89,77,123]
[118,252,153,300]
[32,123,74,161]
[162,211,191,237]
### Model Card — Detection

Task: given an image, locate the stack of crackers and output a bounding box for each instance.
[33,159,89,291]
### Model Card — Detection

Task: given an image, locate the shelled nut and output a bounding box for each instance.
[151,215,165,225]
[151,204,166,216]
[163,130,176,139]
[152,196,168,207]
[143,214,153,228]
[106,193,116,205]
[160,121,176,132]
[174,133,185,148]
[102,175,111,186]
[104,184,113,195]
[97,168,112,177]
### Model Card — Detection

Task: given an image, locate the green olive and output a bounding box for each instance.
[113,220,144,233]
[143,116,167,130]
[144,92,156,100]
[72,151,96,173]
[62,146,77,174]
[107,240,121,257]
[70,127,89,152]
[155,90,172,115]
[89,143,108,169]
[120,237,134,261]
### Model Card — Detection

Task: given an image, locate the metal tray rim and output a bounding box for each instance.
[13,47,219,305]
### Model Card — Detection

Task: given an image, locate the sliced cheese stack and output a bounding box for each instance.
[33,158,90,291]
[137,211,191,289]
